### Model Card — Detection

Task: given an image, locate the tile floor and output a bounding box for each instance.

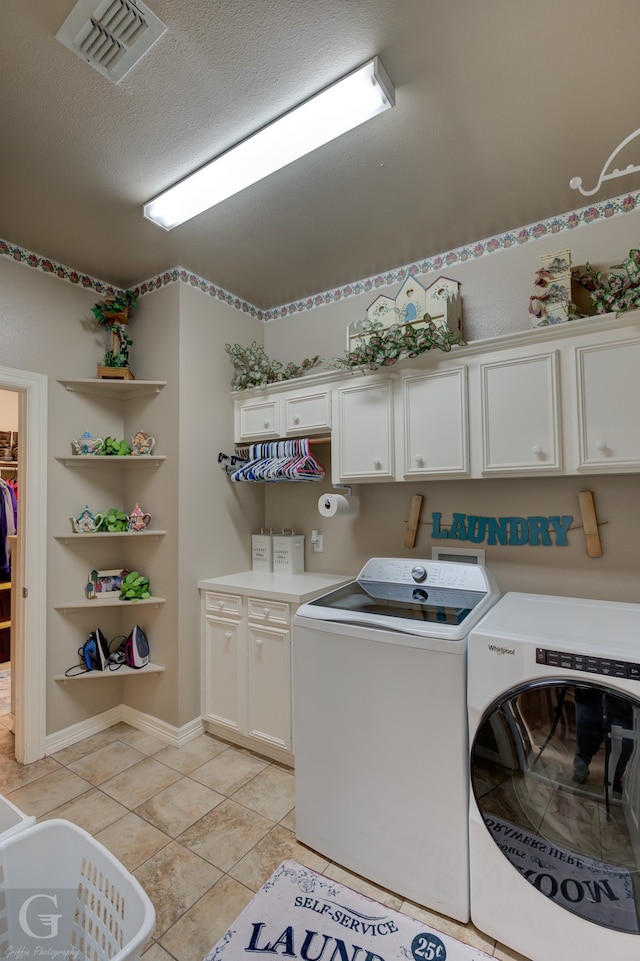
[0,715,531,961]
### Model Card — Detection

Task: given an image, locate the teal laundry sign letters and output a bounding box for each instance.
[431,512,573,546]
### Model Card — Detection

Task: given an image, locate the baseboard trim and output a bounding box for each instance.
[45,708,204,755]
[121,705,204,747]
[45,706,124,755]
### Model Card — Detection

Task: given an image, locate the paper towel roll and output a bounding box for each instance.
[317,493,359,518]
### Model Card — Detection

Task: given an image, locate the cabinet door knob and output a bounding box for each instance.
[414,454,424,464]
[255,638,264,647]
[217,601,224,609]
[263,419,270,428]
[595,440,607,451]
[263,607,270,616]
[373,458,381,467]
[224,631,232,640]
[532,445,543,456]
[292,414,300,424]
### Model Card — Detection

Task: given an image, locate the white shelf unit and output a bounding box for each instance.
[57,379,167,399]
[54,596,166,614]
[53,531,167,543]
[55,377,167,680]
[56,455,166,467]
[55,663,165,683]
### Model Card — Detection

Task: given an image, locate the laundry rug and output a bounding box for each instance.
[204,860,492,961]
[483,813,639,933]
[0,670,10,715]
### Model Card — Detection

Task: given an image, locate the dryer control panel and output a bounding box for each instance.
[536,647,640,680]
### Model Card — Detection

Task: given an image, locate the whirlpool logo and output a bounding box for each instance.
[488,643,515,656]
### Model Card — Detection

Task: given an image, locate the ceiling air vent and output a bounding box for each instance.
[56,0,167,84]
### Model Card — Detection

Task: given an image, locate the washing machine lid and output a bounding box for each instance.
[296,557,499,639]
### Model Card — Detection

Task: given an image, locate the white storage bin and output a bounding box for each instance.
[0,818,155,961]
[0,793,35,840]
[272,534,305,574]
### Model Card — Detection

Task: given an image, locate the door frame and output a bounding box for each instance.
[0,366,47,763]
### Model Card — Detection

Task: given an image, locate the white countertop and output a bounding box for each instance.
[198,570,353,604]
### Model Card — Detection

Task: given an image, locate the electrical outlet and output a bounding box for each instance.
[311,530,324,552]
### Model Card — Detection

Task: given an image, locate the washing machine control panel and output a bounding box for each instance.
[536,647,640,680]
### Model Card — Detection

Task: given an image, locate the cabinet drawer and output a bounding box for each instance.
[247,597,290,626]
[204,591,243,618]
[237,399,280,440]
[283,389,331,435]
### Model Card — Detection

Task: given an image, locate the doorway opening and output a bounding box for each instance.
[0,366,47,764]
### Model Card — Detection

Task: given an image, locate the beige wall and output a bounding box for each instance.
[263,210,640,604]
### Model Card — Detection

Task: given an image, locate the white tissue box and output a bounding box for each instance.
[272,534,305,575]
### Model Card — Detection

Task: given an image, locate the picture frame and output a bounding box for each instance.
[89,568,124,596]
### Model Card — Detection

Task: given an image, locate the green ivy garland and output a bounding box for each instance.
[573,249,640,315]
[226,314,465,390]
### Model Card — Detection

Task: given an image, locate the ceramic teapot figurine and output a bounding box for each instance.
[70,506,106,533]
[127,503,152,532]
[71,431,104,455]
[130,431,156,456]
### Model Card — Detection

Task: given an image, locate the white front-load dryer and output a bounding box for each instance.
[467,592,640,961]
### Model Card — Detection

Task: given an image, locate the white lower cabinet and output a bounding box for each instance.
[202,591,291,760]
[200,573,352,764]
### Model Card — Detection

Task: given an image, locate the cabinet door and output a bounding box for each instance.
[400,367,469,478]
[283,389,331,436]
[480,351,561,474]
[236,398,280,441]
[576,338,640,471]
[333,379,394,481]
[204,616,243,733]
[247,625,291,751]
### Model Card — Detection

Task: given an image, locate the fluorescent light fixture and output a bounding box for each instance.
[143,56,395,230]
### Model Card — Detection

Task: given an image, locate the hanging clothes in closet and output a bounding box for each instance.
[0,478,17,580]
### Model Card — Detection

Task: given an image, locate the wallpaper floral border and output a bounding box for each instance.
[2,190,639,321]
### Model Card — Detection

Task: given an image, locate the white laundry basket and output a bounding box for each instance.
[0,818,155,961]
[0,793,35,840]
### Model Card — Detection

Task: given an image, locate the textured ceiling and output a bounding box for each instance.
[3,0,640,310]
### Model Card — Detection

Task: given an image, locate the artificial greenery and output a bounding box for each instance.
[329,316,464,374]
[102,508,129,532]
[226,315,464,389]
[92,290,138,369]
[573,249,640,315]
[91,290,138,326]
[119,570,151,601]
[97,436,132,456]
[225,341,320,391]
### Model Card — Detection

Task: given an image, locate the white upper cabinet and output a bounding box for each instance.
[230,311,640,482]
[235,397,280,441]
[575,336,640,472]
[398,366,469,478]
[478,350,562,475]
[333,377,395,482]
[235,384,331,442]
[282,387,331,436]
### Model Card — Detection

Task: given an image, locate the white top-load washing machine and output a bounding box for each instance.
[468,591,640,961]
[293,557,500,922]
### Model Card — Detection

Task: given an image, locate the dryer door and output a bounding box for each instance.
[471,680,640,934]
